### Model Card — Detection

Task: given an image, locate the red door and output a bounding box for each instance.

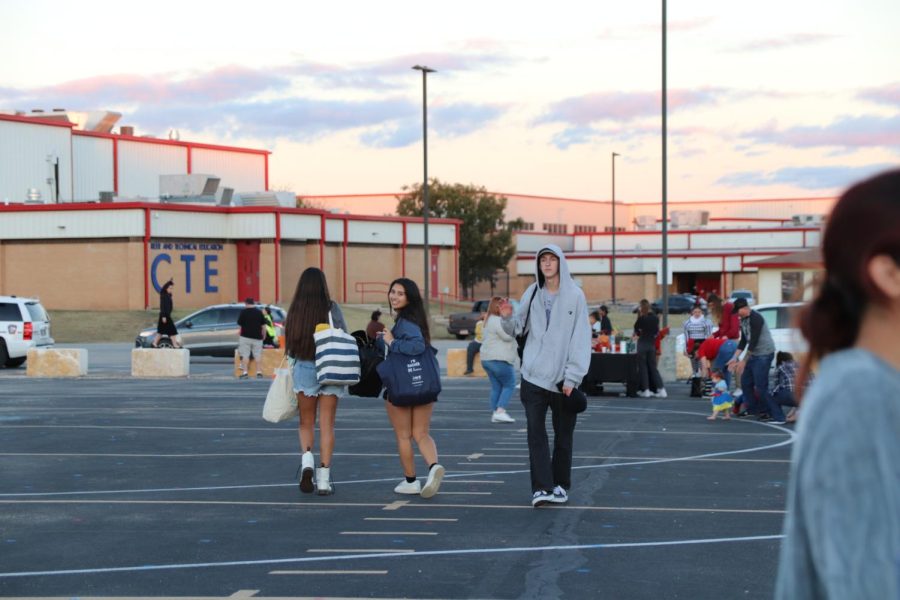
[236,241,260,301]
[430,247,440,298]
[695,274,720,299]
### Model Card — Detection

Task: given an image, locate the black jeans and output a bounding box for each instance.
[636,339,663,392]
[465,341,481,371]
[520,379,578,493]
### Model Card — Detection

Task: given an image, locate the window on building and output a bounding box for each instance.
[542,223,568,234]
[510,221,534,232]
[573,225,597,233]
[781,271,804,302]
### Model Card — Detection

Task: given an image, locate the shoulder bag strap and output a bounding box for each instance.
[522,285,538,335]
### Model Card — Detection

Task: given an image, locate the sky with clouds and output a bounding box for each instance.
[3,0,898,202]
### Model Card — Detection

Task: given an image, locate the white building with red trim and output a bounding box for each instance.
[0,113,460,310]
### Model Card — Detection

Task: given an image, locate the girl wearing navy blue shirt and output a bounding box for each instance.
[376,278,445,499]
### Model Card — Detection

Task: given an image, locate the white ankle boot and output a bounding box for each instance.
[299,451,315,493]
[316,466,333,495]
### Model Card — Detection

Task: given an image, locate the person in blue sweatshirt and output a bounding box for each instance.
[499,245,591,507]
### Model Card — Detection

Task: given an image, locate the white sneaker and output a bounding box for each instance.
[394,479,421,495]
[491,409,515,423]
[638,389,652,398]
[531,490,553,507]
[316,466,333,495]
[299,451,315,494]
[654,388,668,398]
[420,464,445,498]
[550,485,568,504]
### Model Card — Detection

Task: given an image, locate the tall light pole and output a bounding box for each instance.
[611,152,619,305]
[412,64,436,304]
[660,0,669,327]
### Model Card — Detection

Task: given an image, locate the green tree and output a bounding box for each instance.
[396,180,523,297]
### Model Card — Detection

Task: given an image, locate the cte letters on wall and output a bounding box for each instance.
[150,241,223,294]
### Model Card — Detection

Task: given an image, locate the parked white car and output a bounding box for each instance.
[675,301,807,361]
[752,302,807,356]
[0,295,54,368]
[728,289,756,306]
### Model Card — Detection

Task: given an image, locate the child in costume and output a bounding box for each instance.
[707,369,733,421]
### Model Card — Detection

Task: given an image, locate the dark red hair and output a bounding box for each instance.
[799,169,900,381]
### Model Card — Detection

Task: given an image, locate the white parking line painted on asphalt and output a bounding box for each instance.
[0,534,785,579]
[441,480,505,484]
[456,462,525,466]
[270,570,388,575]
[364,517,458,522]
[340,531,438,536]
[307,549,414,553]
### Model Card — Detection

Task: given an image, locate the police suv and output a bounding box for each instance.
[0,295,54,368]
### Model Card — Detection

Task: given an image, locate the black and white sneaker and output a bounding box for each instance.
[531,490,553,507]
[550,485,568,504]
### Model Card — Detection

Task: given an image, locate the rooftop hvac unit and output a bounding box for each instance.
[791,214,825,227]
[235,191,297,208]
[670,210,710,229]
[217,187,234,206]
[634,215,657,230]
[159,174,220,204]
[99,191,114,203]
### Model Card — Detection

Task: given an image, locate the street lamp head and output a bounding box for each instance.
[612,152,620,158]
[412,65,437,73]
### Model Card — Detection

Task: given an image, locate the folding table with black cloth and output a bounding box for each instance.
[579,352,640,397]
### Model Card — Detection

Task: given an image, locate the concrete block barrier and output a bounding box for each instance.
[446,348,487,377]
[26,348,88,377]
[676,352,694,381]
[234,348,285,378]
[131,348,190,377]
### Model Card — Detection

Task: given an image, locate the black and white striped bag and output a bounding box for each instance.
[314,312,361,386]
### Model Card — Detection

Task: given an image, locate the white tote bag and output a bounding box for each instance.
[314,312,361,385]
[262,357,298,423]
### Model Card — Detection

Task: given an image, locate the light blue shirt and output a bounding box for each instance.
[776,348,900,599]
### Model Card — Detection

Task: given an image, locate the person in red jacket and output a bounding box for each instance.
[707,294,740,340]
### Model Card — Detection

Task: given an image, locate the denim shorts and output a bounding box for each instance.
[291,359,346,398]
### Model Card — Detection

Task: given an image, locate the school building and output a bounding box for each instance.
[307,193,833,305]
[0,112,459,310]
[1,109,831,310]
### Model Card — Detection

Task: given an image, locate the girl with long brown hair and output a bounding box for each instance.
[376,278,445,498]
[776,169,900,598]
[283,267,349,496]
[480,295,518,423]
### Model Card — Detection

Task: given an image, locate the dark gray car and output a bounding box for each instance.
[135,303,286,356]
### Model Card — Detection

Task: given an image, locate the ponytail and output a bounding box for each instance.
[797,278,863,394]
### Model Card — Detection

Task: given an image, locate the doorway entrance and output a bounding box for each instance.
[236,240,260,301]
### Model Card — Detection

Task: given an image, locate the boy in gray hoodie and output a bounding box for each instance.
[500,245,592,507]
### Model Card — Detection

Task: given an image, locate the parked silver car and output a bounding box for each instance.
[135,303,286,357]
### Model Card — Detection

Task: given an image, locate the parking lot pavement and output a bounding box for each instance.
[0,376,793,599]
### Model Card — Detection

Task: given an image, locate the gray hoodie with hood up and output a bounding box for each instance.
[501,244,592,393]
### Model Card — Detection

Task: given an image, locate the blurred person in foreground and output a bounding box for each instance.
[776,169,900,599]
